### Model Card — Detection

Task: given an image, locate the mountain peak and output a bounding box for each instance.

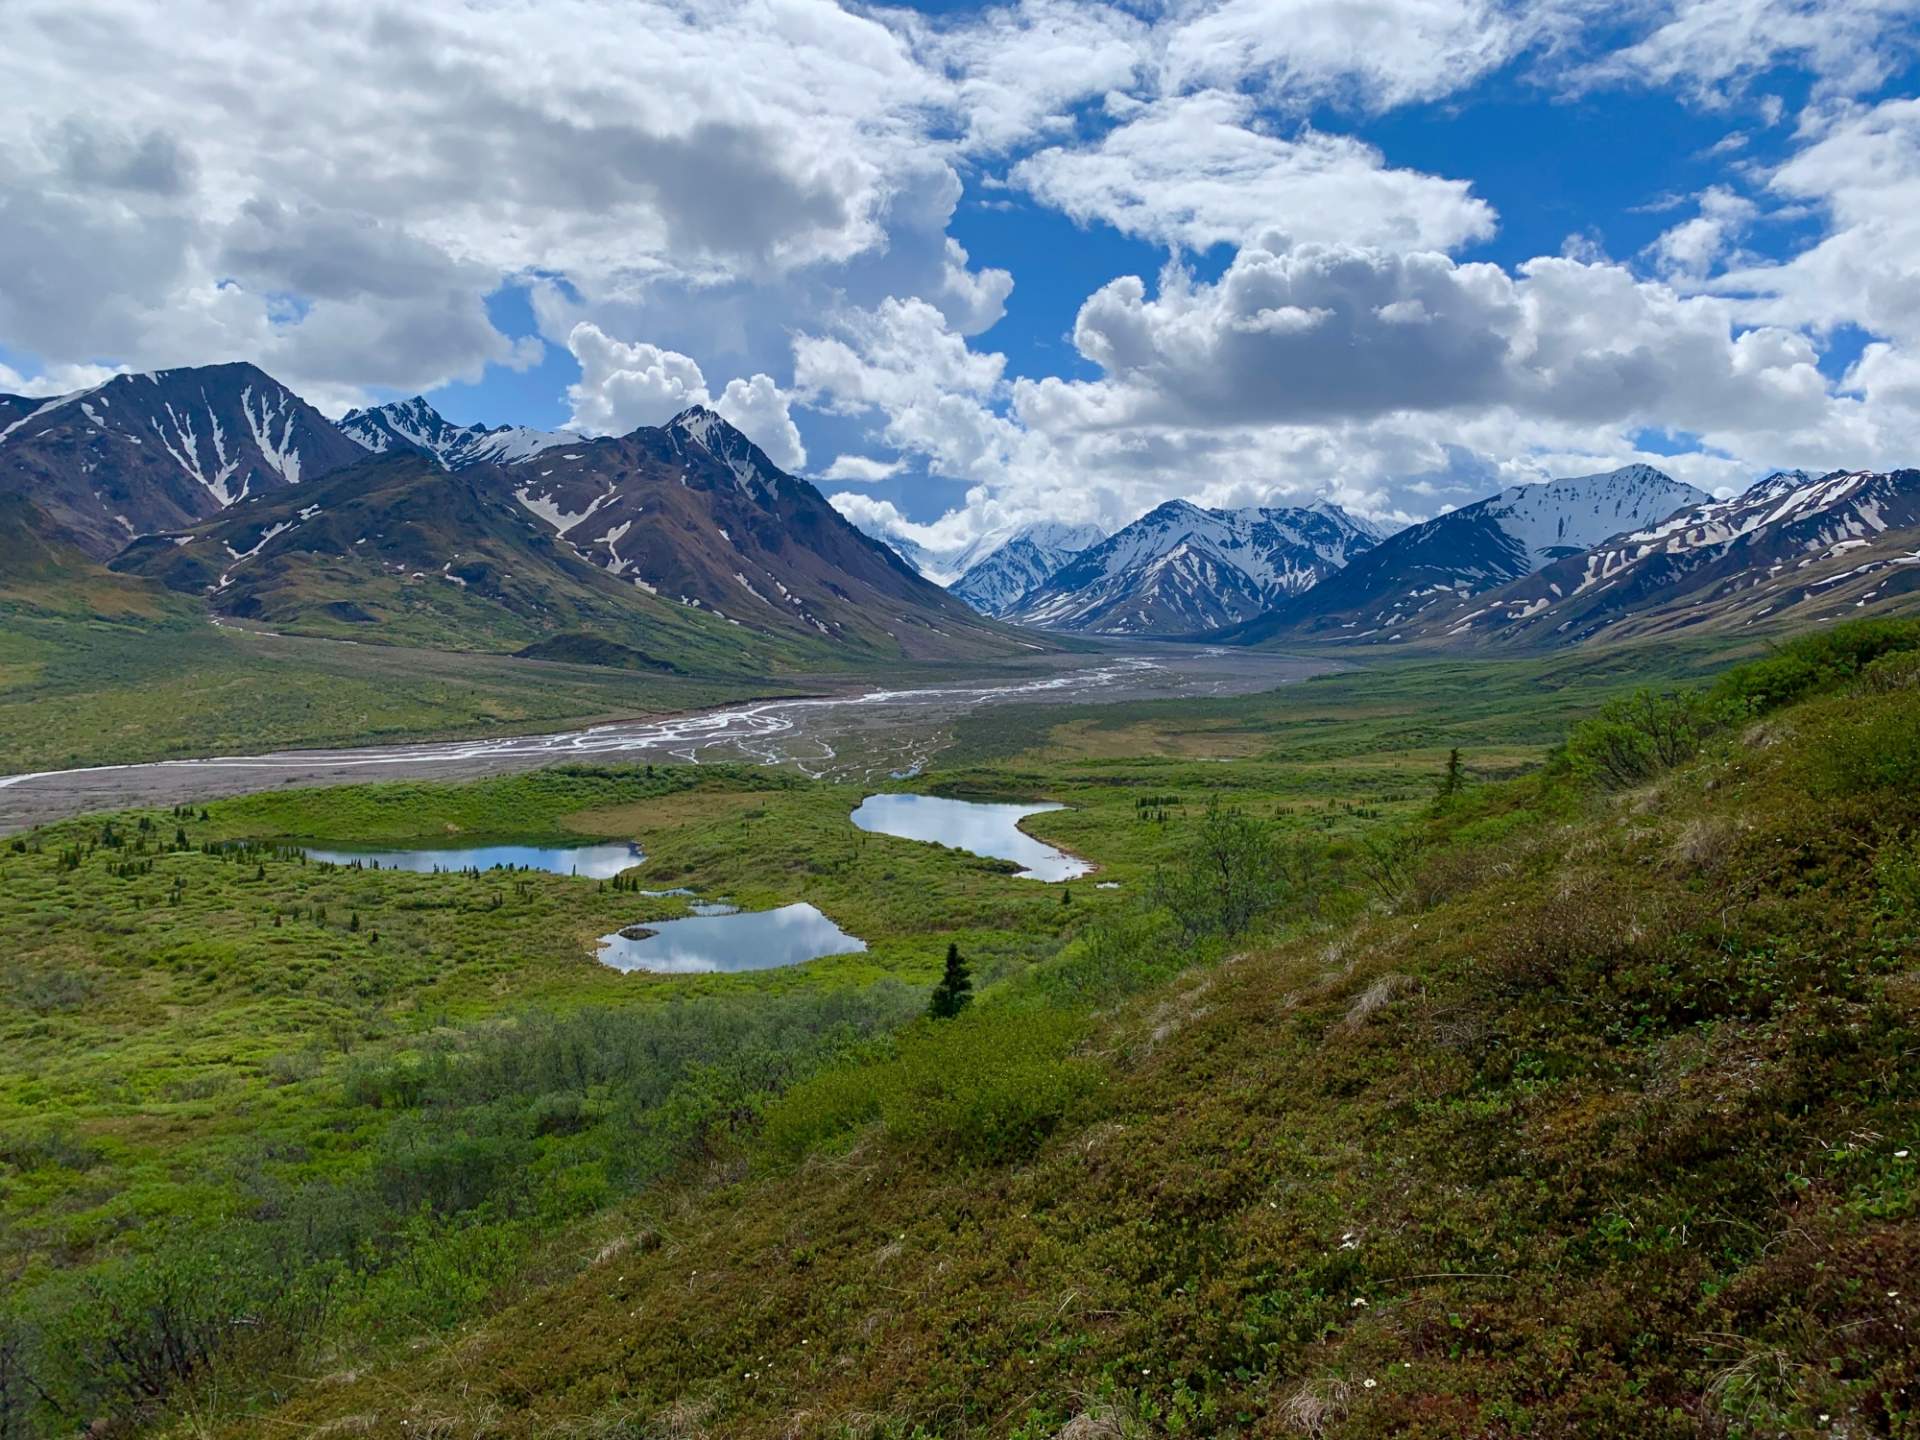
[337,396,568,470]
[663,405,776,493]
[0,360,365,558]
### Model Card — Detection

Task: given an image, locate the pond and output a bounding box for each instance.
[596,902,865,974]
[303,841,643,879]
[849,793,1091,882]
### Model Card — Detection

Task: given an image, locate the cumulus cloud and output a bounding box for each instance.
[1648,184,1758,276]
[566,324,713,433]
[795,297,1018,479]
[1159,0,1536,112]
[1018,238,1833,438]
[564,321,805,469]
[714,373,808,472]
[0,358,127,398]
[0,0,1020,404]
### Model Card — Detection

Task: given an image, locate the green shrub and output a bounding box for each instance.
[1713,616,1920,712]
[34,1226,319,1426]
[1860,648,1920,694]
[527,1089,590,1137]
[1151,796,1281,936]
[1804,691,1920,798]
[1566,687,1743,789]
[1032,908,1193,1006]
[880,1008,1094,1165]
[763,1008,1093,1168]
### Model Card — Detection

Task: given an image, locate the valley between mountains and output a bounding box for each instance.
[3,359,1920,1440]
[4,359,1918,785]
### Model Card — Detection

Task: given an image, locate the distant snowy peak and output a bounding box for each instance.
[845,516,1106,590]
[1419,466,1920,646]
[950,521,1107,616]
[1469,464,1713,568]
[1218,463,1712,645]
[1567,467,1918,590]
[1007,499,1380,634]
[337,396,569,470]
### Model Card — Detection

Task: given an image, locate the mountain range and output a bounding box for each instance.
[337,396,571,470]
[1388,466,1920,647]
[1,365,1022,669]
[6,359,1918,662]
[1002,499,1384,635]
[1221,465,1711,644]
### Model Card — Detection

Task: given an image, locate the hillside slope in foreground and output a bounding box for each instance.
[245,624,1920,1439]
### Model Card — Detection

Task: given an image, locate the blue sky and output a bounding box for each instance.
[5,0,1920,556]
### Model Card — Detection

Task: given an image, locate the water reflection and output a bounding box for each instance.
[597,902,865,974]
[849,793,1090,882]
[304,842,642,879]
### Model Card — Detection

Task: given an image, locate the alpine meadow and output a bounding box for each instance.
[4,3,1920,1438]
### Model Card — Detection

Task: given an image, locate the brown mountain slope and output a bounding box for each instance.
[503,405,1022,657]
[0,362,366,559]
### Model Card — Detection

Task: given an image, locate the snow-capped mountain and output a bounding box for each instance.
[950,521,1106,615]
[337,396,570,470]
[0,363,365,559]
[1228,465,1711,644]
[1418,467,1920,646]
[1006,499,1384,635]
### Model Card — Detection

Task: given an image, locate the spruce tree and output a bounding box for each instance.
[927,941,972,1019]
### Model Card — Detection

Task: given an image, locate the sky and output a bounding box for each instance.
[4,0,1920,562]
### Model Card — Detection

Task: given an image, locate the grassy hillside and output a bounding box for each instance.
[0,626,1915,1436]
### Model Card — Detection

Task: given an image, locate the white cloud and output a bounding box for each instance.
[1013,90,1497,253]
[715,372,807,472]
[822,455,906,482]
[564,321,805,469]
[795,297,1019,481]
[1159,0,1537,112]
[1569,0,1920,105]
[1647,184,1758,276]
[902,0,1148,151]
[565,323,712,433]
[1711,97,1920,343]
[0,358,127,398]
[1019,238,1831,436]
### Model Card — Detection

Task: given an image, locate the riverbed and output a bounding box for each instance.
[0,645,1335,830]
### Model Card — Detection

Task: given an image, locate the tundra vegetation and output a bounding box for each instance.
[0,624,1915,1437]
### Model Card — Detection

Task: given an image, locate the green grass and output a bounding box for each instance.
[2,627,1915,1436]
[0,597,815,773]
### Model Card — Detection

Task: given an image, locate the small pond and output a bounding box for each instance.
[304,841,643,879]
[596,902,865,974]
[849,793,1090,882]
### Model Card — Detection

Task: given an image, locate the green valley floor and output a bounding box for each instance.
[1,625,1916,1438]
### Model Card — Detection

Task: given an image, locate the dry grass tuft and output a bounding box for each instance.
[1341,972,1416,1030]
[1667,815,1734,874]
[1053,1403,1130,1439]
[1279,1376,1352,1437]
